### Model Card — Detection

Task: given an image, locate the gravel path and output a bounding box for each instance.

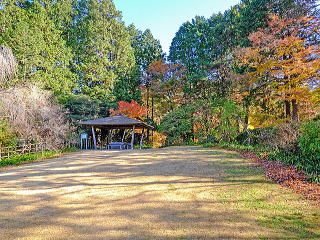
[0,146,319,240]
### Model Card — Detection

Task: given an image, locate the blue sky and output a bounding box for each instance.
[113,0,240,54]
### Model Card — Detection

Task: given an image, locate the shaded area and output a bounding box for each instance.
[0,147,319,240]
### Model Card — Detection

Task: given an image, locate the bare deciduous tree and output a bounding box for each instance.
[0,85,71,149]
[0,46,17,88]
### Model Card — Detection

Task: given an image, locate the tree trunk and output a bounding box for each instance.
[191,114,195,143]
[285,100,291,120]
[292,99,299,122]
[146,87,150,121]
[146,87,150,140]
[151,95,154,123]
[244,105,250,129]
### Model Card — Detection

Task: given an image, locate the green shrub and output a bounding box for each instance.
[0,151,55,167]
[0,147,78,168]
[299,120,320,162]
[269,151,300,167]
[159,104,195,145]
[210,100,244,143]
[266,120,320,183]
[0,120,16,147]
[237,128,274,146]
[298,120,320,180]
[200,135,218,144]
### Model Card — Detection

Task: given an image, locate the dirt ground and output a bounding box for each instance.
[0,146,319,240]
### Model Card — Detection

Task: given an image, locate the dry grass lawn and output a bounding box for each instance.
[0,146,319,240]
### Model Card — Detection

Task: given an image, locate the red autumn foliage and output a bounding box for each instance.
[110,100,147,120]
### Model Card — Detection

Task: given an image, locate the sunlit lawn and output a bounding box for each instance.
[0,147,319,239]
[211,151,320,239]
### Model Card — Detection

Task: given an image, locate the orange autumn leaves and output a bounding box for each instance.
[235,14,320,122]
[109,59,184,123]
[147,59,169,78]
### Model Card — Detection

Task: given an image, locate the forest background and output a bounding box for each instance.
[0,0,319,181]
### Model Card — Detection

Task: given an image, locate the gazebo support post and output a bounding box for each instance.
[140,128,145,149]
[131,126,135,150]
[106,130,110,146]
[122,129,126,142]
[92,126,97,150]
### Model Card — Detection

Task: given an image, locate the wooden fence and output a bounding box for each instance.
[0,142,46,160]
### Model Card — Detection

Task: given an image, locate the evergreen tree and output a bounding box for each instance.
[113,24,163,102]
[270,0,319,18]
[169,16,212,76]
[235,0,269,47]
[0,0,76,94]
[72,0,135,99]
[169,16,218,98]
[128,25,163,71]
[168,0,318,99]
[113,68,142,102]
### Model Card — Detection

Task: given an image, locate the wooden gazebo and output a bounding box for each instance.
[79,115,152,150]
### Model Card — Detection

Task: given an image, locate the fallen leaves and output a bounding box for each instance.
[217,147,320,205]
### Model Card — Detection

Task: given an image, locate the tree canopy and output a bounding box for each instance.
[0,0,319,159]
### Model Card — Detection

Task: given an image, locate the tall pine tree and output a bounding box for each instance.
[0,0,76,94]
[72,0,135,99]
[113,24,163,102]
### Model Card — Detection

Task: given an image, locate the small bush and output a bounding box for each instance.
[272,123,300,152]
[200,135,218,144]
[266,120,320,183]
[237,123,300,152]
[0,120,16,146]
[210,99,244,143]
[299,120,320,162]
[159,105,195,145]
[152,132,167,148]
[297,120,320,180]
[237,127,276,147]
[0,147,78,168]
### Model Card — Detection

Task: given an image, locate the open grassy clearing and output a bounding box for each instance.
[0,146,319,239]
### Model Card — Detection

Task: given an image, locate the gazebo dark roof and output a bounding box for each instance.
[79,115,152,129]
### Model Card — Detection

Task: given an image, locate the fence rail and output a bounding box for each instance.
[0,142,46,160]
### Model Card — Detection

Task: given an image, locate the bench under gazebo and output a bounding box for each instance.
[79,114,153,150]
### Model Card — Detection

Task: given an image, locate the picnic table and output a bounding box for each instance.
[106,142,132,150]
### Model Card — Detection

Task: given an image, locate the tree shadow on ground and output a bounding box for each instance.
[0,146,319,239]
